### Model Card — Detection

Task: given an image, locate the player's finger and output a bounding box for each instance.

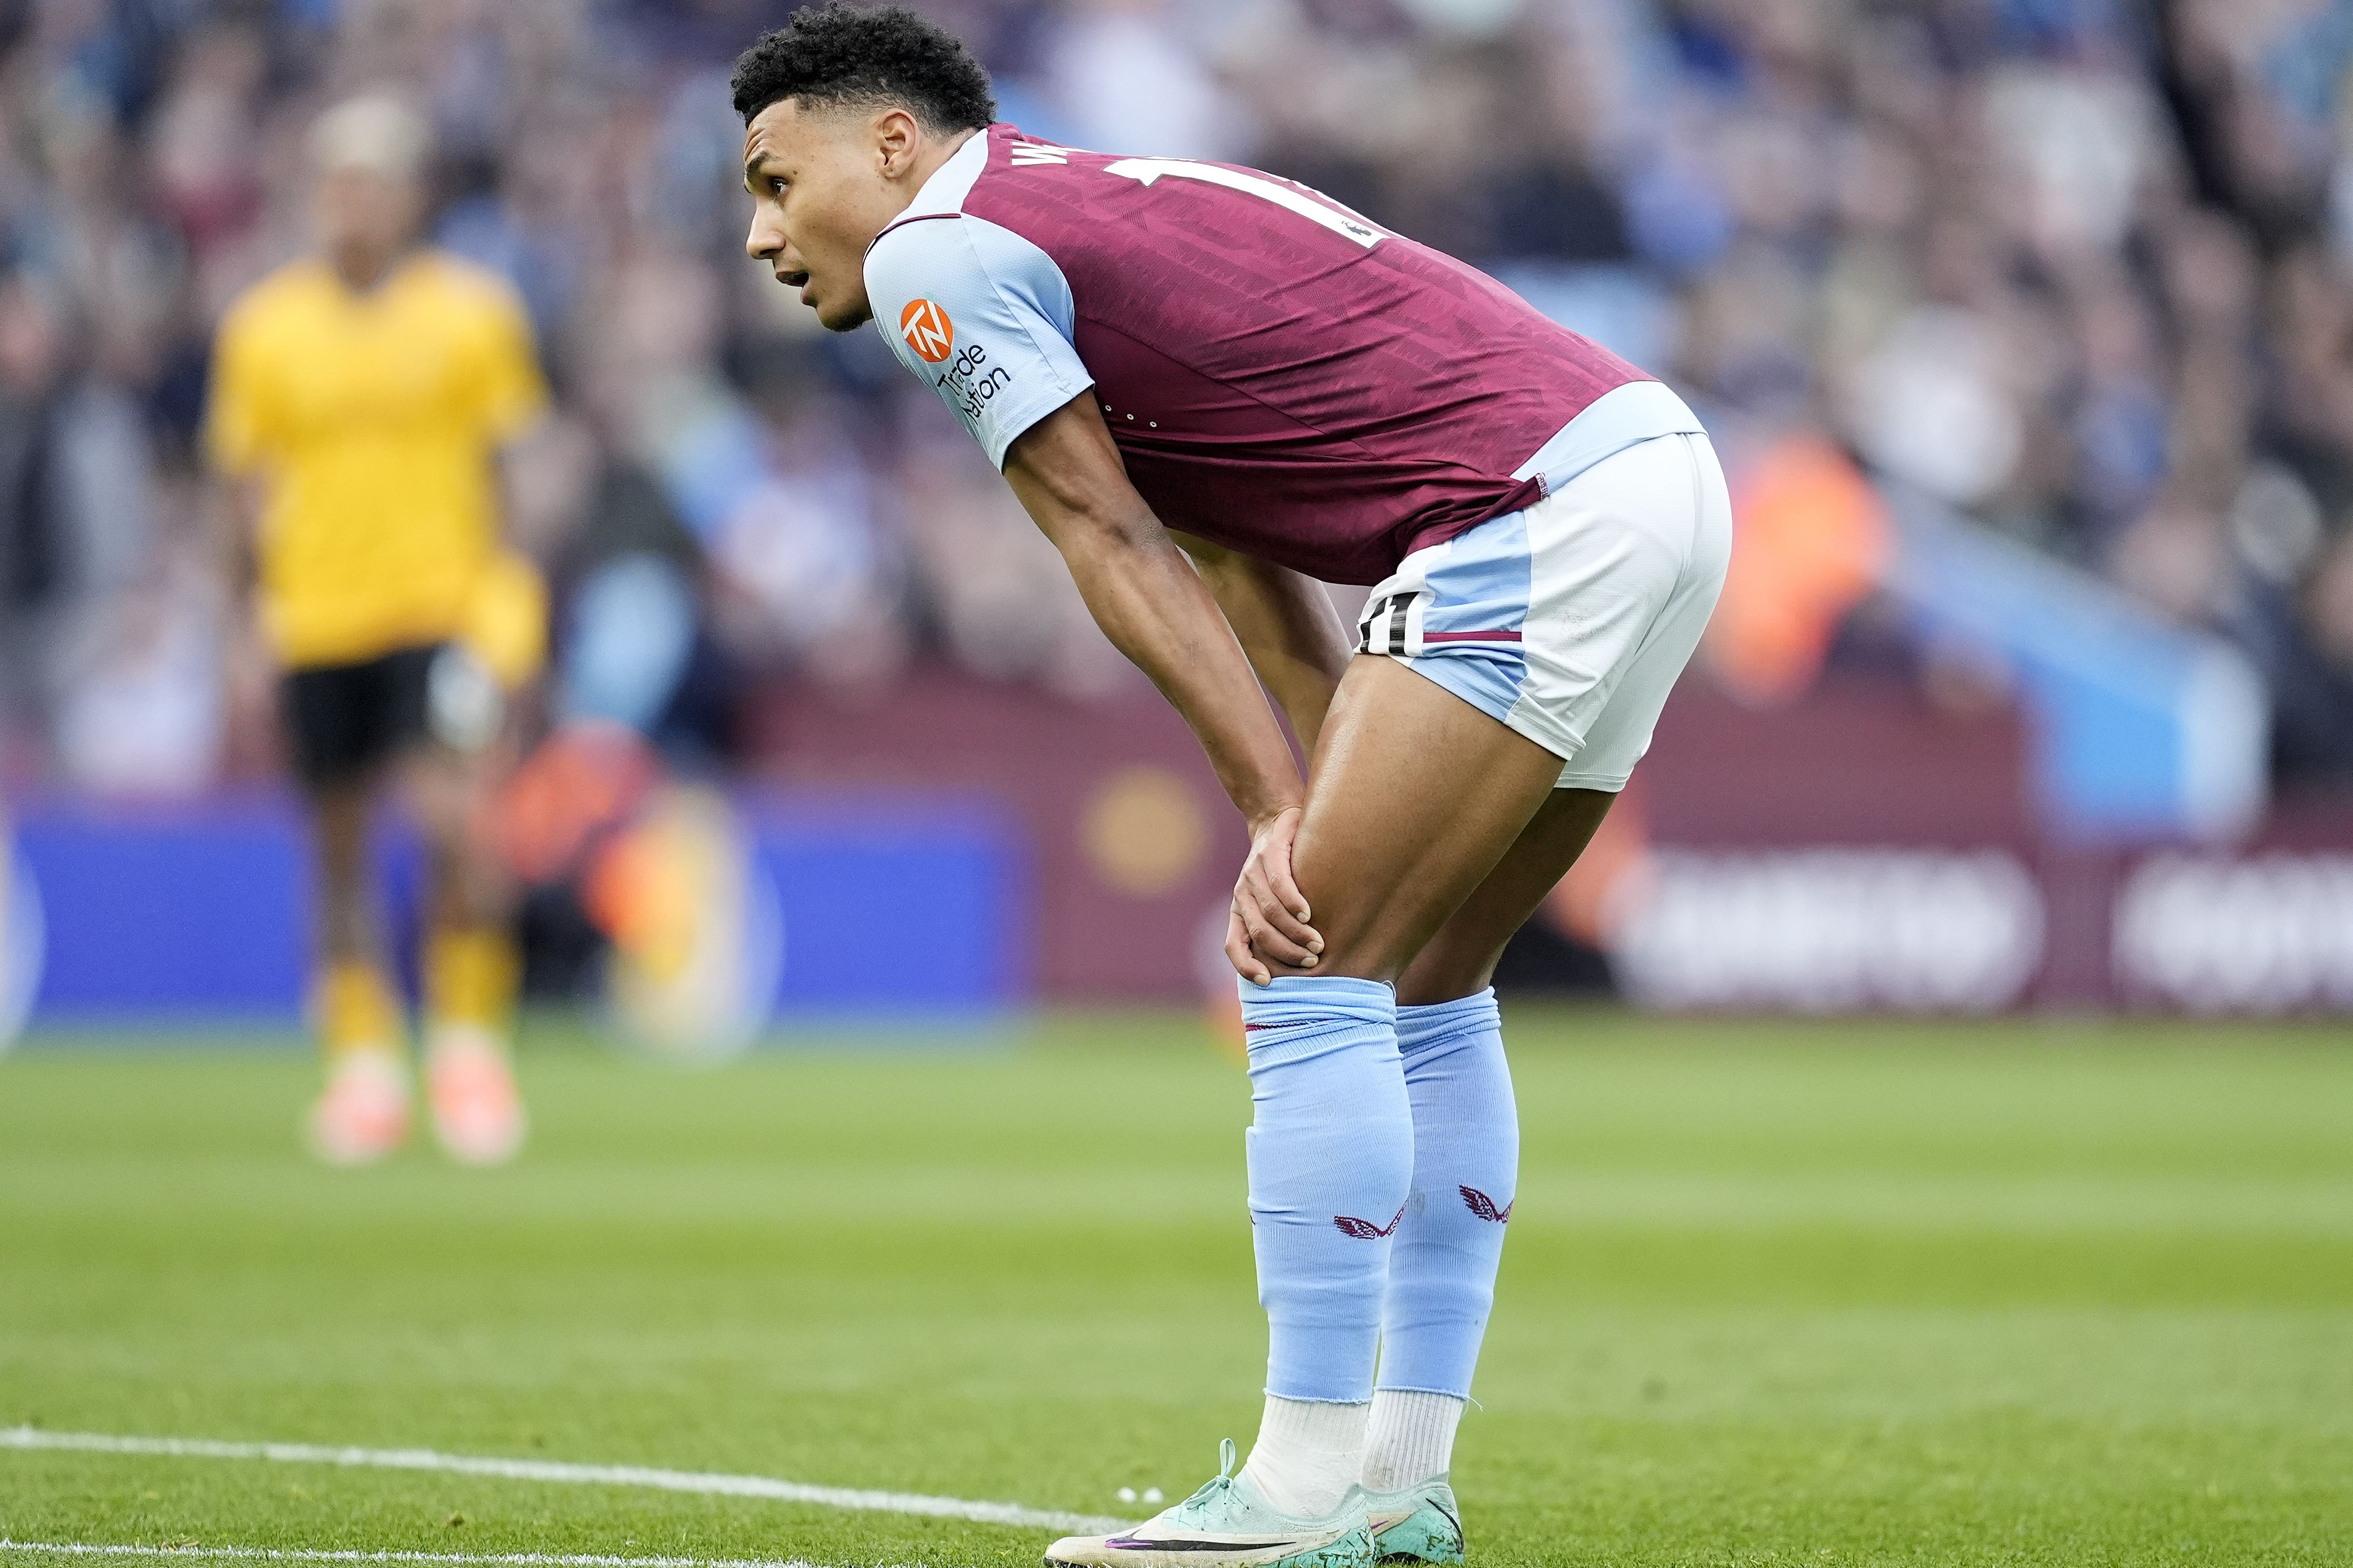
[1257,853,1321,950]
[1243,862,1321,955]
[1227,906,1271,987]
[1237,882,1318,968]
[1237,893,1316,970]
[1261,832,1317,930]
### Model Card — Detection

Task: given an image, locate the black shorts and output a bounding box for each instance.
[281,643,443,791]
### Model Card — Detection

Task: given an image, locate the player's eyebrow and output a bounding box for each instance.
[741,134,778,192]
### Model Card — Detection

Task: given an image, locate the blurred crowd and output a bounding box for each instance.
[1,0,2350,802]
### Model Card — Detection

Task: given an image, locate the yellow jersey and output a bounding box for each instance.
[208,251,548,669]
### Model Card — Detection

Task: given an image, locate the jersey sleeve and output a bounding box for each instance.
[472,280,549,446]
[204,301,274,475]
[863,215,1094,469]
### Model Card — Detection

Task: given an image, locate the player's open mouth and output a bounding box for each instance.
[778,268,811,299]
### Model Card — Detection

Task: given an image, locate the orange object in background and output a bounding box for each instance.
[583,784,781,1061]
[491,722,659,885]
[582,817,702,981]
[1706,435,1892,705]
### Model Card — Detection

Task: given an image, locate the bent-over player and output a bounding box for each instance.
[733,10,1729,1565]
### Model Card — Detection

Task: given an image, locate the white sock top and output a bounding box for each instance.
[1238,1395,1369,1518]
[1362,1388,1466,1492]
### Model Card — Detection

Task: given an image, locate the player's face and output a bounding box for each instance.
[314,167,421,271]
[742,99,917,332]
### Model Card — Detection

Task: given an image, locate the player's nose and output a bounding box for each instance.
[744,213,785,262]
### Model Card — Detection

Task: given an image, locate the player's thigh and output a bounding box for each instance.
[1274,653,1567,984]
[386,645,505,846]
[1396,787,1615,1006]
[1376,432,1729,1000]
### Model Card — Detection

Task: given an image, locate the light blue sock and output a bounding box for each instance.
[1242,974,1414,1403]
[1374,987,1518,1398]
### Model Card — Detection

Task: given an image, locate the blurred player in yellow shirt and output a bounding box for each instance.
[209,95,548,1165]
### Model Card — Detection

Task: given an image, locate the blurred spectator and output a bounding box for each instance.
[207,88,545,1163]
[0,0,2345,800]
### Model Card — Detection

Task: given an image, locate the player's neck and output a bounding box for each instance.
[892,126,980,214]
[329,241,413,295]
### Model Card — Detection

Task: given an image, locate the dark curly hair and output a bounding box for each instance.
[731,4,996,132]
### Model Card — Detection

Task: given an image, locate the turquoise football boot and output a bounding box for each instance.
[1364,1476,1463,1564]
[1045,1440,1374,1568]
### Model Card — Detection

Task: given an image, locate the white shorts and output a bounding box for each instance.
[1358,431,1732,791]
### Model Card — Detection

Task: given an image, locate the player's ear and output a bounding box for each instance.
[873,107,920,178]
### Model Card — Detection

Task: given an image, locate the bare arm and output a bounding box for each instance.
[1002,394,1323,977]
[1003,396,1303,832]
[1166,530,1354,761]
[212,472,265,599]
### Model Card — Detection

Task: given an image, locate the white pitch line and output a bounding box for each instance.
[0,1542,859,1568]
[0,1428,1125,1536]
[0,1544,835,1568]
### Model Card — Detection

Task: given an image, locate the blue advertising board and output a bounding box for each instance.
[9,789,1025,1026]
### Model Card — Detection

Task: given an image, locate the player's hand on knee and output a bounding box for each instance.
[1229,805,1323,984]
[1225,898,1318,986]
[1225,903,1275,988]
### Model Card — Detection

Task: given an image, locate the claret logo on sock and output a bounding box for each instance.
[1460,1185,1513,1223]
[1333,1204,1406,1240]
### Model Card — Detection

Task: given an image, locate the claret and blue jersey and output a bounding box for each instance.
[863,123,1702,587]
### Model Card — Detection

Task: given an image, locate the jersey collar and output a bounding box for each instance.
[867,125,995,255]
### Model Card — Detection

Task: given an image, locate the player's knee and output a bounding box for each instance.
[307,792,374,870]
[404,755,486,847]
[1265,910,1412,986]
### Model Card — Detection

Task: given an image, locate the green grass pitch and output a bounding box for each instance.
[2,1008,2349,1566]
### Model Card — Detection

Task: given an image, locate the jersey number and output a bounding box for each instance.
[1103,158,1383,249]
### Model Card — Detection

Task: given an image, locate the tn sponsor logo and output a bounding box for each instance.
[899,297,955,363]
